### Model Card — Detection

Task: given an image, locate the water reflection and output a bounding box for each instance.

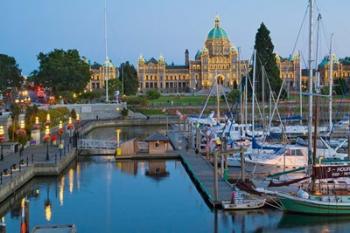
[58,176,65,206]
[44,186,51,222]
[1,158,350,233]
[115,160,138,176]
[145,160,169,180]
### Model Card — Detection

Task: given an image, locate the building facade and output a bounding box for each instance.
[86,59,118,91]
[137,16,301,93]
[276,53,301,89]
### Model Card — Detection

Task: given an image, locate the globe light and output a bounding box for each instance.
[20,120,25,129]
[59,121,63,130]
[45,125,50,136]
[35,116,39,125]
[0,126,4,136]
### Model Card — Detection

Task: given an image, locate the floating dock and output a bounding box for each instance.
[168,131,233,208]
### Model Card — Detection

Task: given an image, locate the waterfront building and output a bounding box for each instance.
[86,59,118,91]
[137,16,301,94]
[319,55,350,85]
[276,53,301,90]
[137,16,248,93]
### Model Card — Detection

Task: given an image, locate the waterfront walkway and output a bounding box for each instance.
[0,134,76,204]
[168,130,233,207]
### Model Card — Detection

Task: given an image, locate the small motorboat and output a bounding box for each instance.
[222,198,266,210]
[221,191,266,210]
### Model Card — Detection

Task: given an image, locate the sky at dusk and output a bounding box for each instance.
[1,0,350,75]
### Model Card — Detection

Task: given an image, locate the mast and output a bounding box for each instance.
[262,66,265,128]
[307,0,314,169]
[104,0,109,102]
[238,48,243,125]
[252,50,257,137]
[245,69,248,126]
[299,51,303,125]
[329,34,334,133]
[215,71,220,122]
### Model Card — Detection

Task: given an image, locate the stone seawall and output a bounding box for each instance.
[0,150,76,204]
[80,117,180,136]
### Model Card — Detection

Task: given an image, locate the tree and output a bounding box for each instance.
[334,78,349,95]
[119,62,138,95]
[0,54,23,91]
[31,49,90,96]
[252,23,282,101]
[70,109,77,119]
[226,89,240,104]
[9,103,21,141]
[108,78,122,98]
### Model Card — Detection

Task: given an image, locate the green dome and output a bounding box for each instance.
[207,27,228,40]
[207,16,228,40]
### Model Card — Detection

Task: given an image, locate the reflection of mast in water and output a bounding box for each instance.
[0,217,5,233]
[213,210,218,233]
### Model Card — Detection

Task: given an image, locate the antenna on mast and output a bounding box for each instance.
[104,0,108,60]
[104,0,109,102]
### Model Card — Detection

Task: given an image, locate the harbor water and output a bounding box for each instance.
[1,126,350,232]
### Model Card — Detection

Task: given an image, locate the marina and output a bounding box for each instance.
[1,0,350,232]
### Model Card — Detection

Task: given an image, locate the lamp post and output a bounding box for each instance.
[46,113,51,126]
[58,121,64,158]
[67,117,73,144]
[35,116,40,128]
[44,125,50,161]
[0,126,4,161]
[17,120,26,158]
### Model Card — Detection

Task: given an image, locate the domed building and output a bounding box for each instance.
[137,16,249,93]
[137,16,305,93]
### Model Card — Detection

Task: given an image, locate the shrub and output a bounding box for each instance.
[121,108,128,118]
[146,90,161,100]
[125,96,149,106]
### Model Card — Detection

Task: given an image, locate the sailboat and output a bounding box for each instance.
[268,0,350,215]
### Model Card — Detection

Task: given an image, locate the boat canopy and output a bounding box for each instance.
[252,137,282,152]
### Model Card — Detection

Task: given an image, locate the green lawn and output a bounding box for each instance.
[137,109,165,115]
[149,95,217,106]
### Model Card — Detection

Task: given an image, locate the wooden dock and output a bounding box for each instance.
[168,131,233,208]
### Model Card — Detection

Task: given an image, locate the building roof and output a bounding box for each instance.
[207,16,228,40]
[166,64,188,70]
[195,50,202,60]
[144,133,169,142]
[145,57,158,64]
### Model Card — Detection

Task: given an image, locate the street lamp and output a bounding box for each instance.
[0,126,5,161]
[58,121,64,157]
[44,125,50,161]
[46,113,51,125]
[34,116,40,129]
[17,120,26,158]
[67,117,73,144]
